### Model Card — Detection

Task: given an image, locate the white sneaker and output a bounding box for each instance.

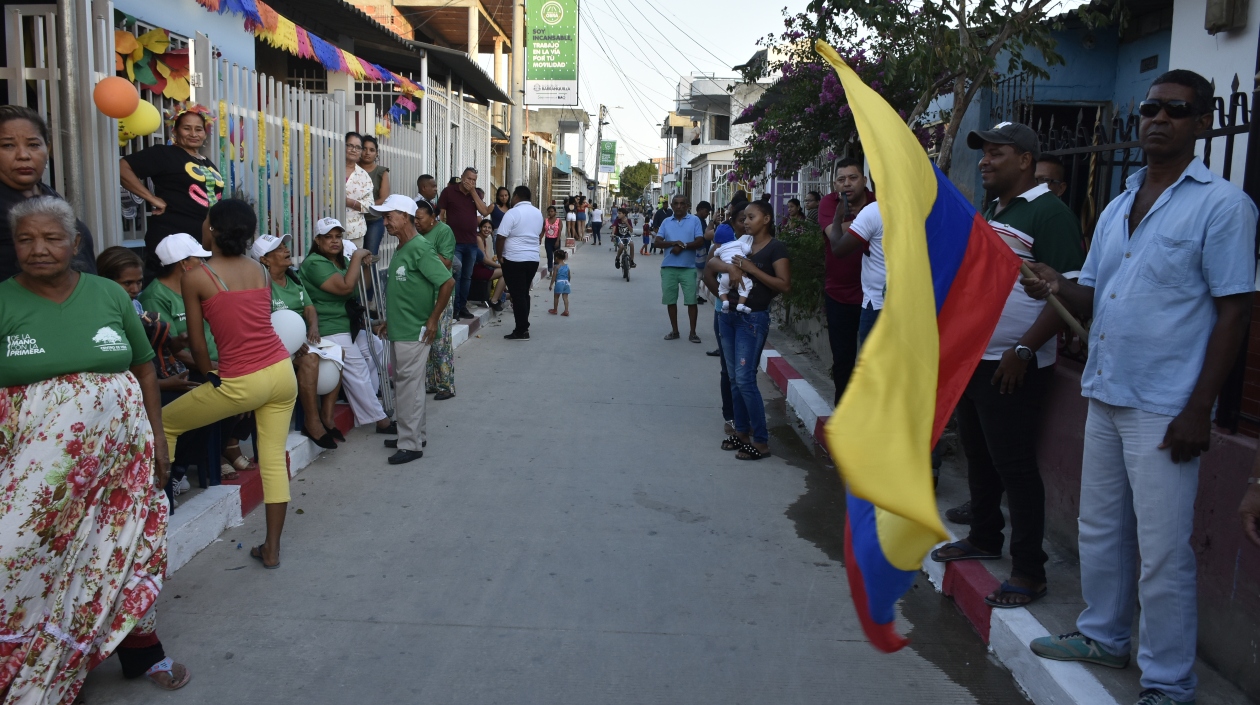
[174,476,191,495]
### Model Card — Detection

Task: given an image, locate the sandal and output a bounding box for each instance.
[664,331,680,340]
[218,463,240,481]
[736,443,771,460]
[144,657,191,691]
[721,434,743,451]
[984,580,1047,609]
[250,544,280,569]
[929,540,1001,563]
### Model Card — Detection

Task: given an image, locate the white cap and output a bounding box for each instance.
[155,233,212,266]
[251,233,291,260]
[369,193,418,217]
[316,217,345,236]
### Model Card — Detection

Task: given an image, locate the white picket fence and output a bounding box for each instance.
[198,41,347,260]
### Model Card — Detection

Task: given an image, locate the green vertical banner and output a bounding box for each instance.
[526,0,579,105]
[598,140,616,174]
[609,173,620,193]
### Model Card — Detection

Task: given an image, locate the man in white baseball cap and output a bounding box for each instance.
[154,232,212,266]
[250,233,292,260]
[370,193,452,464]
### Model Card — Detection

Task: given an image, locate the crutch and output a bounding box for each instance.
[356,259,395,418]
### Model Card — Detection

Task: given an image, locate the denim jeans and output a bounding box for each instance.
[857,303,880,347]
[825,295,862,404]
[714,309,732,422]
[717,310,771,444]
[1076,399,1199,701]
[364,218,385,255]
[453,242,482,313]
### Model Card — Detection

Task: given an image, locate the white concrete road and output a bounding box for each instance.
[82,243,1026,704]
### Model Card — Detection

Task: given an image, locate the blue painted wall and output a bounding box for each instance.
[1113,30,1171,111]
[1019,28,1119,105]
[114,0,256,69]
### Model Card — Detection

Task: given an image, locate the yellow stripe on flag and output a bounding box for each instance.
[816,40,949,570]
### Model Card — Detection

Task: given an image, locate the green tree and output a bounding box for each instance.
[618,161,657,199]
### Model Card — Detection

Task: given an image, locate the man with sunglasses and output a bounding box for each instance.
[1022,70,1257,705]
[1036,155,1069,199]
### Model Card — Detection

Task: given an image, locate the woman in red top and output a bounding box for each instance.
[161,199,297,568]
[542,205,563,275]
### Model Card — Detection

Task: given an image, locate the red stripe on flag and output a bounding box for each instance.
[843,517,911,654]
[933,213,1021,443]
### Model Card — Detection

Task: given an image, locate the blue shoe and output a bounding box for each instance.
[1029,631,1130,668]
[1135,689,1194,705]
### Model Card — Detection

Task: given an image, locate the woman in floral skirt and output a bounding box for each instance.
[0,197,189,703]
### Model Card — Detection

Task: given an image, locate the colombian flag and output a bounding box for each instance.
[817,41,1023,652]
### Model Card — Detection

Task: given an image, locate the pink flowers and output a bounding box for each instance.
[66,456,100,497]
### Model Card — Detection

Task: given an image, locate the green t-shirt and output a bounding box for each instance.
[386,235,452,342]
[270,274,309,313]
[0,274,155,387]
[421,222,456,263]
[138,279,218,361]
[299,253,353,336]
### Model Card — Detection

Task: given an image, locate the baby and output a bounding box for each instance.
[711,223,752,313]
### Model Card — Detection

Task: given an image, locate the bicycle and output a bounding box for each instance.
[614,234,634,281]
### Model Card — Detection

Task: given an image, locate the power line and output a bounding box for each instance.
[579,12,669,130]
[592,0,707,79]
[639,0,740,69]
[581,7,677,99]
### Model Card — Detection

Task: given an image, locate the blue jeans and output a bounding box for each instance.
[364,218,385,255]
[717,310,771,444]
[857,303,880,347]
[453,242,482,313]
[1076,399,1200,701]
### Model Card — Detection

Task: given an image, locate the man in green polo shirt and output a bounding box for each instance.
[415,200,457,401]
[930,122,1085,610]
[372,194,454,465]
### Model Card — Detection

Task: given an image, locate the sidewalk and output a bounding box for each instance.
[165,302,500,574]
[758,325,1255,705]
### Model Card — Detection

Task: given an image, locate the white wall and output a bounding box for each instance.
[1169,0,1259,186]
[114,0,256,68]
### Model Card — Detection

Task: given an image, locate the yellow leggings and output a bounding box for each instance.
[162,359,297,504]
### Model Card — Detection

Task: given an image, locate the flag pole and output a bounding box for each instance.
[1019,263,1089,344]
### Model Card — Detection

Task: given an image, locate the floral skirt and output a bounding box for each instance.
[0,372,167,704]
[425,298,455,395]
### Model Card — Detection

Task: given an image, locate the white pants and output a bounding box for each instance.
[717,272,753,300]
[324,332,387,426]
[356,330,387,395]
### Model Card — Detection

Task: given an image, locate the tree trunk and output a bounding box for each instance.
[935,79,969,175]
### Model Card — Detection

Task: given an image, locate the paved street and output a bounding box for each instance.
[81,242,1026,704]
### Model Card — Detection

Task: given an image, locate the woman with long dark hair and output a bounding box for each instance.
[358,135,391,254]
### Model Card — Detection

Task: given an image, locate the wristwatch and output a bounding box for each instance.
[1014,344,1034,361]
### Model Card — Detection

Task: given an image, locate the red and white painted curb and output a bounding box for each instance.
[757,345,1117,705]
[167,304,497,574]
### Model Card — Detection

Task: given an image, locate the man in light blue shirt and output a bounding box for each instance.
[654,194,705,342]
[1021,70,1256,705]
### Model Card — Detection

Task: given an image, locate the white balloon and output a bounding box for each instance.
[316,357,341,395]
[271,309,306,355]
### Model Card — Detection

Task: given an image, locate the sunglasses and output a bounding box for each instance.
[1036,176,1064,186]
[1138,99,1201,119]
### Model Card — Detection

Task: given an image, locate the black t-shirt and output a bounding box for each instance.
[0,181,97,282]
[651,208,670,230]
[744,237,790,312]
[123,145,224,254]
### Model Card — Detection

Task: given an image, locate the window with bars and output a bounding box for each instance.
[287,67,327,92]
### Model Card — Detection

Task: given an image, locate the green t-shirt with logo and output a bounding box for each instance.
[270,274,309,313]
[138,279,218,361]
[298,253,353,336]
[386,235,452,342]
[422,222,456,264]
[0,274,155,387]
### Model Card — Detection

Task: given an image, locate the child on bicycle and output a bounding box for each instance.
[548,249,571,316]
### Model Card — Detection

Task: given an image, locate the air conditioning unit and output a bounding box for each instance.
[1206,0,1248,34]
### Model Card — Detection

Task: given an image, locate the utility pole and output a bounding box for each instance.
[593,104,606,203]
[507,0,525,189]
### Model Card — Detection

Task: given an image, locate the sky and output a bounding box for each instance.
[507,0,1097,173]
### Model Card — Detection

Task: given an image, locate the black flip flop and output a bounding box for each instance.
[721,434,743,451]
[984,580,1047,608]
[250,544,280,569]
[736,442,771,460]
[929,540,1001,563]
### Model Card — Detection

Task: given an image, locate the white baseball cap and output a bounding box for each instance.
[370,193,418,217]
[316,217,345,236]
[155,233,212,266]
[251,233,291,260]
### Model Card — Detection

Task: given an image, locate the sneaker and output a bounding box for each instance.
[174,476,191,496]
[615,259,620,269]
[1135,689,1194,705]
[504,331,530,341]
[945,500,972,524]
[1029,632,1130,669]
[458,309,475,320]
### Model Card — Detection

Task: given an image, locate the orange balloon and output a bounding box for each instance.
[93,77,140,119]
